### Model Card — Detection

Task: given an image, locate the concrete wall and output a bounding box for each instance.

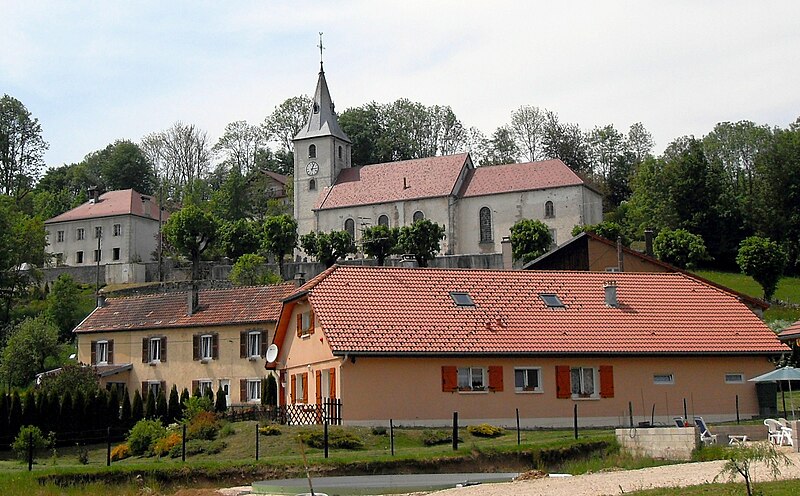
[616,426,699,460]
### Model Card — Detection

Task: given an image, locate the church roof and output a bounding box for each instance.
[462,159,584,197]
[294,68,350,143]
[45,189,160,224]
[315,153,470,210]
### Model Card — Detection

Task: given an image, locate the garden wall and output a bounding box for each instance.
[616,426,699,460]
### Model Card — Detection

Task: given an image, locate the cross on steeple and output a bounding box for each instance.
[317,32,325,72]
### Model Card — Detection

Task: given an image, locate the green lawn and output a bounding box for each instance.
[626,478,800,495]
[693,270,800,325]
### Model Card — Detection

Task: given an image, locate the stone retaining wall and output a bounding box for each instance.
[616,426,699,460]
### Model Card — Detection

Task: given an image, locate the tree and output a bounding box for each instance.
[0,95,48,202]
[214,385,227,413]
[571,221,629,246]
[362,225,398,265]
[397,219,446,267]
[101,140,156,193]
[587,124,626,182]
[0,315,60,387]
[131,389,144,423]
[229,254,283,286]
[37,363,100,399]
[156,390,168,424]
[140,122,211,202]
[509,219,552,264]
[120,388,132,427]
[210,168,249,221]
[653,229,710,269]
[44,274,82,342]
[715,441,792,496]
[217,219,261,261]
[736,236,788,301]
[144,388,156,419]
[167,385,181,424]
[300,230,356,267]
[339,102,387,166]
[509,105,547,162]
[480,126,519,166]
[265,375,278,407]
[263,95,312,153]
[213,120,265,175]
[626,122,655,164]
[542,112,591,174]
[162,204,219,281]
[262,214,298,277]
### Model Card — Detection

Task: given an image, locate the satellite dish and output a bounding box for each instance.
[266,344,279,363]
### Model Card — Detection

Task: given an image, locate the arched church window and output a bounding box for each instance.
[344,218,355,239]
[309,144,316,159]
[545,200,554,218]
[378,215,389,227]
[479,207,493,243]
[413,211,424,223]
[309,179,316,191]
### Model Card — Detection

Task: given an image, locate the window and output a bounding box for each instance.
[149,337,161,362]
[91,339,113,365]
[570,367,596,397]
[725,373,745,384]
[344,218,355,239]
[201,334,213,360]
[76,251,84,264]
[309,144,316,158]
[540,293,565,308]
[113,224,121,236]
[199,380,212,396]
[94,249,101,262]
[76,228,85,240]
[147,381,162,399]
[240,330,266,359]
[479,207,493,242]
[450,292,475,307]
[413,210,424,223]
[378,214,389,227]
[338,145,343,159]
[654,373,675,385]
[247,331,261,358]
[247,379,261,402]
[292,374,307,404]
[458,367,486,391]
[112,248,120,261]
[514,368,542,392]
[195,333,218,361]
[55,253,63,266]
[545,200,554,218]
[297,310,315,337]
[95,226,102,239]
[57,230,65,242]
[143,336,167,363]
[309,179,316,191]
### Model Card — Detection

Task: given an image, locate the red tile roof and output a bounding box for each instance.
[291,266,784,356]
[75,283,297,333]
[315,154,470,210]
[778,320,800,341]
[46,189,161,223]
[462,159,584,198]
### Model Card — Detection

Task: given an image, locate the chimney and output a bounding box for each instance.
[293,272,306,287]
[604,281,618,307]
[187,283,199,316]
[400,254,419,268]
[140,195,151,216]
[87,186,99,204]
[616,236,624,272]
[644,228,654,257]
[96,294,106,308]
[403,177,410,189]
[501,236,513,270]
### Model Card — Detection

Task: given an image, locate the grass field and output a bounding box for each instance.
[626,478,800,495]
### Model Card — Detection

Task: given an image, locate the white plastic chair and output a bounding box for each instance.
[694,417,717,445]
[765,419,788,445]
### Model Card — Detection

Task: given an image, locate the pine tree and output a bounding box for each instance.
[131,390,144,423]
[8,391,22,438]
[107,386,120,428]
[204,385,214,406]
[0,393,8,440]
[144,388,156,419]
[214,385,227,413]
[156,390,168,424]
[266,375,278,407]
[179,388,190,419]
[167,385,180,424]
[22,392,37,430]
[72,391,85,434]
[59,391,73,436]
[37,392,51,433]
[120,389,132,427]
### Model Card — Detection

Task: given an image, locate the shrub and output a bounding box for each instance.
[12,425,53,461]
[259,424,281,436]
[467,423,505,438]
[421,429,461,446]
[219,422,236,438]
[153,432,181,457]
[127,419,167,456]
[183,439,226,456]
[186,410,219,440]
[110,443,131,461]
[76,444,89,465]
[183,395,214,422]
[371,426,388,436]
[299,428,364,449]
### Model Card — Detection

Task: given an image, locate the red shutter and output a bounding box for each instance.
[599,365,614,398]
[441,366,457,392]
[315,370,322,405]
[556,365,571,399]
[142,338,148,362]
[240,379,247,402]
[192,380,199,395]
[301,373,308,404]
[290,375,297,404]
[309,310,315,335]
[192,335,199,360]
[488,366,503,392]
[212,333,219,359]
[108,340,114,364]
[260,331,268,357]
[296,314,302,337]
[91,341,97,365]
[160,336,167,362]
[329,368,336,399]
[240,331,247,358]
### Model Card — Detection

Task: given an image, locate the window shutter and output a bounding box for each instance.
[315,370,322,405]
[488,366,503,392]
[441,366,457,392]
[193,335,199,361]
[192,380,199,395]
[212,333,219,359]
[240,331,247,358]
[160,381,166,394]
[141,382,148,395]
[301,373,308,404]
[91,341,97,365]
[160,336,167,362]
[108,340,114,364]
[296,314,302,337]
[260,331,268,357]
[309,310,315,335]
[599,365,614,398]
[290,375,297,404]
[142,338,148,363]
[240,379,247,402]
[329,368,336,399]
[556,365,571,399]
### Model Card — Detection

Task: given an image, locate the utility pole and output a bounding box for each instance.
[95,227,101,306]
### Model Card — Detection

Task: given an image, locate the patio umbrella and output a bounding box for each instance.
[749,366,800,419]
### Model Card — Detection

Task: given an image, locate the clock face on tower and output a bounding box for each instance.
[306,161,319,176]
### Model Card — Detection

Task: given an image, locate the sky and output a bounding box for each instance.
[2,1,799,170]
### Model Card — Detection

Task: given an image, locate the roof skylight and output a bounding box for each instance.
[539,293,565,308]
[450,292,476,307]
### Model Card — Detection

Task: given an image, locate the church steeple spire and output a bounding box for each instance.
[318,31,325,73]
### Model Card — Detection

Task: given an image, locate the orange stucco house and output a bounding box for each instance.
[270,265,787,427]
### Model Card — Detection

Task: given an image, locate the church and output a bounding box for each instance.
[292,64,603,258]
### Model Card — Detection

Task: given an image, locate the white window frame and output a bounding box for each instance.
[149,337,162,362]
[570,366,598,398]
[653,373,675,385]
[147,381,161,398]
[57,230,65,242]
[514,367,543,393]
[113,223,122,236]
[76,228,85,240]
[199,380,213,396]
[725,373,745,384]
[200,334,213,360]
[247,379,262,403]
[457,366,486,392]
[294,374,305,403]
[247,331,261,358]
[301,311,313,337]
[96,340,109,364]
